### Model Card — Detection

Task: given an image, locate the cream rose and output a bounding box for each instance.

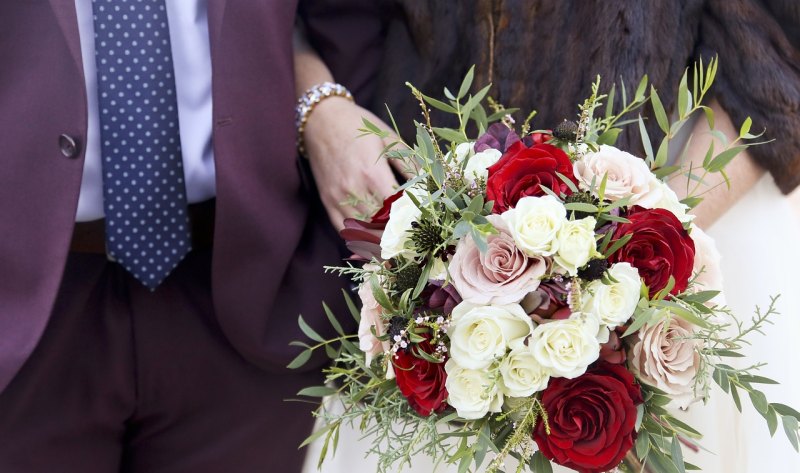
[583,262,642,328]
[501,195,566,257]
[449,215,546,304]
[633,177,694,224]
[554,216,599,275]
[528,311,601,378]
[630,314,702,409]
[690,225,725,306]
[573,145,653,201]
[445,359,503,419]
[464,148,502,183]
[448,302,535,370]
[357,282,389,365]
[380,190,422,260]
[499,348,550,398]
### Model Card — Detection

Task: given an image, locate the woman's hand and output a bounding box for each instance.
[303,97,403,231]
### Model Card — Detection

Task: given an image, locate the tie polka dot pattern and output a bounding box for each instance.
[92,0,191,289]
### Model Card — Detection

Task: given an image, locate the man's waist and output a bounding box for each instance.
[70,199,216,255]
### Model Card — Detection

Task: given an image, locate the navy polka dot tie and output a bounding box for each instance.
[92,0,191,289]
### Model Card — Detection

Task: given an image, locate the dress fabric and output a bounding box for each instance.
[303,176,800,472]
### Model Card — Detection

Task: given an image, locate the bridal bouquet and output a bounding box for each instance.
[292,60,800,473]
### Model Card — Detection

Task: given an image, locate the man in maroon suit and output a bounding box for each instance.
[0,1,396,471]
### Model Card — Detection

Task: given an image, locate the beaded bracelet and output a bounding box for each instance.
[295,82,354,157]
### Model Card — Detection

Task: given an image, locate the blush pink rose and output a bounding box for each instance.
[690,225,725,306]
[449,215,546,305]
[357,282,389,365]
[630,315,702,409]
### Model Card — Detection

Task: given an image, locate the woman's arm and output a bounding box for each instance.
[293,28,399,230]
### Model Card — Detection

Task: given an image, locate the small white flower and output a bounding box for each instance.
[498,348,550,398]
[380,190,422,260]
[528,312,601,379]
[448,302,534,370]
[501,195,567,257]
[583,262,642,329]
[464,148,503,183]
[554,216,599,275]
[451,142,475,163]
[445,359,503,419]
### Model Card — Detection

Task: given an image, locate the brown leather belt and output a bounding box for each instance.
[70,199,216,254]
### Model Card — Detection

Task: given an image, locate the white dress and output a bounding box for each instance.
[304,176,800,473]
[678,175,800,473]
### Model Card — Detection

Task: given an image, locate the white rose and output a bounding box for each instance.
[501,195,566,257]
[464,148,502,183]
[452,142,475,163]
[380,190,422,260]
[499,348,550,398]
[448,302,535,370]
[445,359,503,419]
[528,312,601,378]
[690,225,725,306]
[573,145,653,201]
[583,262,642,328]
[633,178,694,224]
[554,217,599,275]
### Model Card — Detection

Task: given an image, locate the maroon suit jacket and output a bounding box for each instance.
[0,0,383,392]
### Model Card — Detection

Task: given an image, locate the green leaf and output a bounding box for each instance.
[605,83,616,118]
[286,349,312,369]
[458,65,475,99]
[555,171,579,194]
[343,290,361,323]
[767,406,780,437]
[672,435,686,473]
[739,116,753,138]
[677,71,690,118]
[433,127,468,143]
[297,386,337,398]
[298,315,325,343]
[636,430,651,459]
[564,202,599,213]
[370,275,393,311]
[707,146,748,173]
[322,302,345,336]
[650,87,670,133]
[638,115,655,164]
[486,108,520,122]
[531,451,553,473]
[702,105,715,129]
[783,415,800,452]
[749,390,770,415]
[420,92,458,114]
[623,306,656,337]
[772,403,800,420]
[730,383,743,412]
[635,75,649,102]
[738,375,780,385]
[603,233,632,259]
[654,137,670,168]
[299,423,336,448]
[713,367,731,393]
[597,127,622,145]
[681,290,720,304]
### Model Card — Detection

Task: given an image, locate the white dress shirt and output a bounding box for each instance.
[74,0,216,221]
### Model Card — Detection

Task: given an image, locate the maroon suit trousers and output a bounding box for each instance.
[0,250,319,473]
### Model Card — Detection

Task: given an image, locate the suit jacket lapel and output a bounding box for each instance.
[47,0,83,74]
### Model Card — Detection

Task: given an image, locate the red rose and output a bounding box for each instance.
[486,142,576,213]
[534,362,643,473]
[371,190,404,224]
[393,340,449,416]
[609,206,695,297]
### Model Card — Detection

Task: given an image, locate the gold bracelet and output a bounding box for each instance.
[295,82,354,157]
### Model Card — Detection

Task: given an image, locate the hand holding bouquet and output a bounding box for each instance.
[292,60,800,473]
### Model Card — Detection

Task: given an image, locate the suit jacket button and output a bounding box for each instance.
[59,134,80,158]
